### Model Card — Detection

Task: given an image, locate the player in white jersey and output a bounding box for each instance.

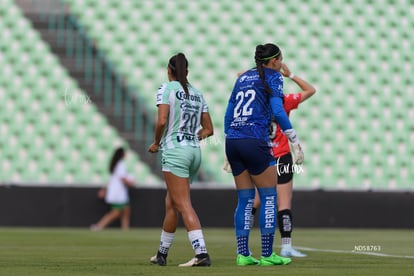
[148,53,214,267]
[90,147,135,231]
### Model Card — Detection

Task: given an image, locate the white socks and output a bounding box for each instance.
[282,237,292,247]
[158,230,175,254]
[188,229,208,255]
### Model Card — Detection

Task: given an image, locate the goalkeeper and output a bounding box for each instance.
[252,62,316,257]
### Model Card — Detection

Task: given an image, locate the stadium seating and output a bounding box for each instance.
[56,0,414,189]
[0,0,161,186]
[4,0,414,190]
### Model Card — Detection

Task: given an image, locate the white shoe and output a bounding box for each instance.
[178,255,211,267]
[90,224,102,231]
[150,254,167,266]
[149,255,157,263]
[280,246,307,257]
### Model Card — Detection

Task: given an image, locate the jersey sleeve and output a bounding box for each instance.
[114,161,127,178]
[200,94,209,113]
[267,72,284,98]
[284,93,302,112]
[267,72,293,131]
[270,97,292,131]
[224,88,236,135]
[156,83,169,106]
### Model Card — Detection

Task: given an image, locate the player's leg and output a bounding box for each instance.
[164,172,202,231]
[120,205,130,230]
[164,172,210,267]
[166,147,210,267]
[251,188,260,227]
[91,208,122,231]
[251,166,277,260]
[226,139,258,265]
[248,144,291,266]
[151,192,178,266]
[277,153,306,257]
[232,170,260,266]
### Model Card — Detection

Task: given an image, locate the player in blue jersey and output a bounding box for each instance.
[224,43,303,266]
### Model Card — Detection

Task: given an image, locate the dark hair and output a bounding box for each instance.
[254,43,281,94]
[109,147,125,173]
[168,53,189,95]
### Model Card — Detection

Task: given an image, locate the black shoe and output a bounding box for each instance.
[178,254,211,267]
[150,253,167,266]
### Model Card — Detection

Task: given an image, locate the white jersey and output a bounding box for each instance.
[156,81,209,149]
[105,161,129,204]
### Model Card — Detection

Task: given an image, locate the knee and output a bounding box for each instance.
[170,199,191,214]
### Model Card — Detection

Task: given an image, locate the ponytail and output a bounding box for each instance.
[109,147,125,173]
[254,43,281,95]
[255,59,272,94]
[168,53,189,95]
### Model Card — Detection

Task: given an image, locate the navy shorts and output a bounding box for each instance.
[275,152,294,184]
[225,138,275,176]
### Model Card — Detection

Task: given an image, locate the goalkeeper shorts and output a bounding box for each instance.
[274,152,294,184]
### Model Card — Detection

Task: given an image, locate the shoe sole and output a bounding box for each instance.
[178,257,211,267]
[281,251,307,258]
[150,256,167,266]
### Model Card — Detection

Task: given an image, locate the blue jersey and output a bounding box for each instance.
[224,67,292,141]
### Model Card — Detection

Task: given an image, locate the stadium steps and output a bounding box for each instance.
[16,8,166,179]
[17,3,214,182]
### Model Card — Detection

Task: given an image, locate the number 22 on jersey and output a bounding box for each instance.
[233,89,256,118]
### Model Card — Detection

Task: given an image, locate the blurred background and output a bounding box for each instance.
[0,0,413,227]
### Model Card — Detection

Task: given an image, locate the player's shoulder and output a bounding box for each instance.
[158,81,181,95]
[163,81,181,90]
[188,83,202,95]
[158,82,168,92]
[237,68,259,83]
[264,67,282,78]
[114,160,126,173]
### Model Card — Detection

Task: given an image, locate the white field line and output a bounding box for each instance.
[294,246,414,259]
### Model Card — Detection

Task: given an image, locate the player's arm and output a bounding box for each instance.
[270,97,294,138]
[148,104,169,153]
[198,112,214,141]
[121,176,135,188]
[224,87,237,135]
[267,72,305,164]
[270,95,304,164]
[280,63,316,102]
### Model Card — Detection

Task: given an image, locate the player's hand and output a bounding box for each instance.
[280,63,291,77]
[291,142,304,165]
[97,188,106,199]
[148,143,159,153]
[237,70,246,77]
[269,121,277,139]
[223,155,232,173]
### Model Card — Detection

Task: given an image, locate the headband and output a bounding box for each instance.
[168,62,175,70]
[257,50,281,61]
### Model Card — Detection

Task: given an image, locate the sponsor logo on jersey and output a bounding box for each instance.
[176,133,196,142]
[176,91,201,102]
[239,74,258,83]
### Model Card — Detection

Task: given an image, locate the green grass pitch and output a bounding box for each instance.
[0,227,413,275]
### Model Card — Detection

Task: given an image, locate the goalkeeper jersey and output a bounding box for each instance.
[224,67,291,141]
[271,93,302,157]
[156,81,209,149]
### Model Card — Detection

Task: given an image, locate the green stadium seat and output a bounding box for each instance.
[0,0,161,185]
[3,0,414,189]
